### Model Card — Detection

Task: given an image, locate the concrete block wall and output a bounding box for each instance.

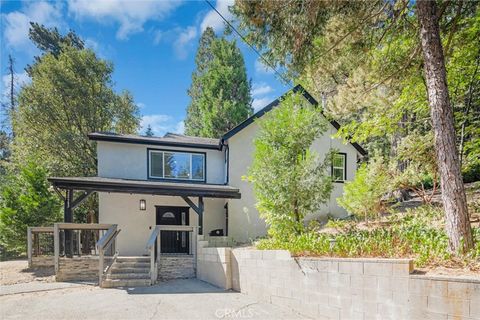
[158,255,195,280]
[56,256,99,282]
[197,246,232,289]
[199,248,480,320]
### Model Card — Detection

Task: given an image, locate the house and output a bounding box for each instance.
[47,85,366,258]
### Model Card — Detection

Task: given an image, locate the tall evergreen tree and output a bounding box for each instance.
[185,28,252,138]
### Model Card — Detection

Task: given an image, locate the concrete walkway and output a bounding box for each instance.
[0,279,308,320]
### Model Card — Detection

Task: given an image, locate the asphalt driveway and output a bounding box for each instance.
[0,279,307,320]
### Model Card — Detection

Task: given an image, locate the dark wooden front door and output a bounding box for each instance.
[156,206,189,254]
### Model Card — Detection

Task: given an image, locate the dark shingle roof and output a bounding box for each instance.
[88,132,222,150]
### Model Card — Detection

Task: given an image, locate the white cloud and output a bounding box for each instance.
[252,83,273,97]
[140,114,184,136]
[173,26,197,60]
[252,97,273,112]
[200,0,234,33]
[67,0,182,40]
[255,58,274,75]
[2,1,65,51]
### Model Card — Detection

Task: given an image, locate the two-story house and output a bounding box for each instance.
[49,85,366,257]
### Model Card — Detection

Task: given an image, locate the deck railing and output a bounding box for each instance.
[52,223,113,273]
[147,225,198,285]
[27,227,54,267]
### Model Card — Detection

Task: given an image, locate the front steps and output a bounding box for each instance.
[102,256,151,288]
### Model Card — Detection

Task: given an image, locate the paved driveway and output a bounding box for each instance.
[0,279,307,320]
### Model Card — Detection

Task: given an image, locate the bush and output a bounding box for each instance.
[337,156,392,220]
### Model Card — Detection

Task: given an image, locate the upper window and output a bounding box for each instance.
[332,153,346,182]
[149,150,205,181]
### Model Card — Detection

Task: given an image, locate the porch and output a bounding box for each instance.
[27,176,240,287]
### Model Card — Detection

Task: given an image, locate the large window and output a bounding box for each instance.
[149,150,205,181]
[332,153,346,182]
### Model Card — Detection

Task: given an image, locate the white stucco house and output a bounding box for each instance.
[49,85,366,257]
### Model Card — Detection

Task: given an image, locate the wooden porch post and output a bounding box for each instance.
[198,197,204,236]
[27,227,32,268]
[64,189,74,257]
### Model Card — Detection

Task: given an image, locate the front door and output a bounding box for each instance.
[156,206,189,254]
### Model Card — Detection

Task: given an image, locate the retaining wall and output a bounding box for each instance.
[56,256,99,282]
[198,247,480,320]
[31,256,54,267]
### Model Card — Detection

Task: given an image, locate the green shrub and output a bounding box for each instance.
[337,156,392,220]
[256,205,479,269]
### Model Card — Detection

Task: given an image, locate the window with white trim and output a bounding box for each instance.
[149,150,205,181]
[332,153,346,182]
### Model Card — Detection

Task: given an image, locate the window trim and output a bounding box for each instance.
[331,152,347,183]
[147,148,207,183]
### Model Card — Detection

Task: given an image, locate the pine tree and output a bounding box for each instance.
[185,29,252,138]
[145,125,154,137]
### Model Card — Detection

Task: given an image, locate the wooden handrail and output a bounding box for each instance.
[96,225,119,249]
[97,225,120,286]
[57,223,112,230]
[146,226,161,250]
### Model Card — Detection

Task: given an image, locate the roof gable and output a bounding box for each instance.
[222,85,367,157]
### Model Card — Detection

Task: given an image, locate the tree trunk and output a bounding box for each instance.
[416,0,473,252]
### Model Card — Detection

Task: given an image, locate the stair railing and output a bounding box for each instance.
[146,226,161,285]
[97,225,121,286]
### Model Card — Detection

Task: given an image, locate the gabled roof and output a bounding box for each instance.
[88,132,222,150]
[222,85,367,157]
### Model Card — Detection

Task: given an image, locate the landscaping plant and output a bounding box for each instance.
[246,92,333,240]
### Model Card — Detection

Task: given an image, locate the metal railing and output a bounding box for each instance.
[147,225,198,285]
[97,225,121,286]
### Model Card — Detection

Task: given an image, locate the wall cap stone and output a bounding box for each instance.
[409,274,480,284]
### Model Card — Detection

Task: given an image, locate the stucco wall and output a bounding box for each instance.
[227,114,359,243]
[198,248,480,320]
[99,193,226,256]
[97,141,226,184]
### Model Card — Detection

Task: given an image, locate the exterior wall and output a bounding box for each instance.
[158,255,195,280]
[99,193,226,256]
[97,141,226,184]
[198,248,480,320]
[227,116,359,243]
[56,256,98,282]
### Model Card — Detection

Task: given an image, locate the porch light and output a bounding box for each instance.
[139,199,146,211]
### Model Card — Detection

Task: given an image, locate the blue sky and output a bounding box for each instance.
[0,0,290,136]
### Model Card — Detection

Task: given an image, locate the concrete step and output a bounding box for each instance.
[109,267,150,274]
[116,256,150,263]
[107,273,150,280]
[111,262,150,268]
[101,278,151,288]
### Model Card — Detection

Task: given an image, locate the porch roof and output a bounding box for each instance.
[48,176,241,199]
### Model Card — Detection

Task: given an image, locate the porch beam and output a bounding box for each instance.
[71,190,94,209]
[181,196,204,235]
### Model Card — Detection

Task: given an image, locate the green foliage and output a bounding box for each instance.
[185,28,252,138]
[0,159,61,257]
[15,28,140,178]
[337,157,392,220]
[257,206,480,269]
[246,93,332,240]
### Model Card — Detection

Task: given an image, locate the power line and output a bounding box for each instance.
[204,0,292,86]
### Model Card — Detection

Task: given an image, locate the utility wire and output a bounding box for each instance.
[204,0,292,86]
